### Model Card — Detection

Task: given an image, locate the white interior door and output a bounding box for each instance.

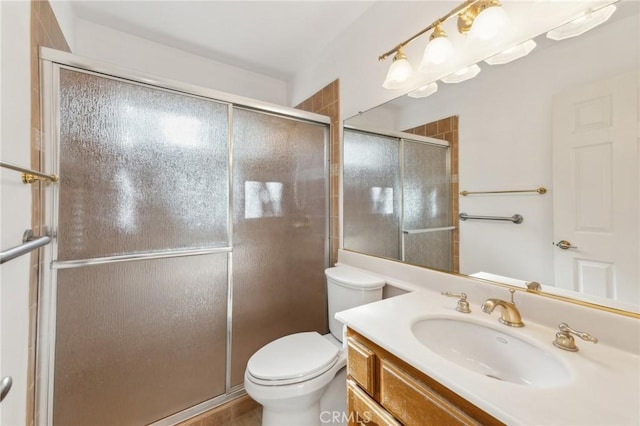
[552,69,639,306]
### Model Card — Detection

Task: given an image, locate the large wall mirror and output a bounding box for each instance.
[343,1,639,314]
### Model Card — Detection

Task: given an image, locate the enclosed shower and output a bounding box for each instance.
[36,49,329,425]
[343,127,452,271]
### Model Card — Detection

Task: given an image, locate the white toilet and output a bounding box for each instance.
[244,266,385,426]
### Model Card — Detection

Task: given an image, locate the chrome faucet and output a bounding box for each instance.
[481,289,524,327]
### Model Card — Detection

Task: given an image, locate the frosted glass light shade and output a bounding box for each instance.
[383,57,414,89]
[441,64,481,84]
[547,5,616,41]
[419,37,454,71]
[408,82,438,98]
[469,5,510,40]
[485,39,537,65]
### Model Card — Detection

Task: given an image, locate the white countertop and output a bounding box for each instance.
[335,289,640,426]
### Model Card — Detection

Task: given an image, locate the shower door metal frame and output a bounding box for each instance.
[37,47,330,426]
[341,125,451,266]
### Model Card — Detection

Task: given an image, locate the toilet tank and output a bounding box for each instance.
[325,266,385,341]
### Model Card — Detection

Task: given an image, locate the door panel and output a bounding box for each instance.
[53,69,231,425]
[402,140,451,270]
[552,69,639,304]
[343,130,401,260]
[53,254,228,426]
[230,109,328,386]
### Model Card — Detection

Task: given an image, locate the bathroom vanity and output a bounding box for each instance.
[335,259,640,425]
[346,328,502,425]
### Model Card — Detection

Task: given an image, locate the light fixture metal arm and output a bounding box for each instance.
[378,0,480,61]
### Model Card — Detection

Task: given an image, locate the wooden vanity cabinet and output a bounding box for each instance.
[345,328,504,426]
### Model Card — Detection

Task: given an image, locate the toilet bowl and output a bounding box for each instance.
[244,266,385,426]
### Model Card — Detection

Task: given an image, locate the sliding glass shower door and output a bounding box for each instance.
[343,128,451,270]
[231,109,328,387]
[53,68,231,425]
[42,58,329,426]
[402,140,452,271]
[343,130,401,259]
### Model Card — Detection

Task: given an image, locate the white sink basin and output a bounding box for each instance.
[411,318,571,387]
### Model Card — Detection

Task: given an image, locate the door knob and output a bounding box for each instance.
[555,240,578,250]
[0,376,12,403]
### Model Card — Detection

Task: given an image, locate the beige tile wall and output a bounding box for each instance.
[404,116,460,272]
[28,1,70,424]
[295,80,340,265]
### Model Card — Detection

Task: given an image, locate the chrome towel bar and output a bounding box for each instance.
[459,213,523,224]
[460,187,546,196]
[0,230,51,264]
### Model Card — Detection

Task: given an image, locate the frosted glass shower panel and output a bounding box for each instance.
[404,232,452,271]
[230,109,328,386]
[343,129,401,259]
[403,140,451,270]
[403,140,450,229]
[53,254,228,426]
[57,69,229,260]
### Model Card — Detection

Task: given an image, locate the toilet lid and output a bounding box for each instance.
[247,332,340,383]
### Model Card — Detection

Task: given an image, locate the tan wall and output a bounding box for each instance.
[27,1,70,423]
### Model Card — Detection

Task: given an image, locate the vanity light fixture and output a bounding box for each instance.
[484,39,537,65]
[418,23,454,71]
[441,64,481,83]
[546,4,616,41]
[407,82,439,98]
[379,0,510,89]
[458,0,510,40]
[382,47,414,89]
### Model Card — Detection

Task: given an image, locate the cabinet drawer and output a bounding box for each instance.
[380,360,480,426]
[347,338,376,395]
[347,379,400,426]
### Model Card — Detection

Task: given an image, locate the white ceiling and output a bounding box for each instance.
[70,1,377,80]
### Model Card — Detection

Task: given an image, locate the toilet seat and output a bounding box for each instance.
[246,332,340,386]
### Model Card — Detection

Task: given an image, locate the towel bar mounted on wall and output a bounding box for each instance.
[0,230,51,265]
[0,161,58,184]
[460,187,546,196]
[459,213,524,224]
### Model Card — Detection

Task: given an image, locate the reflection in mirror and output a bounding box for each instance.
[343,2,639,313]
[344,129,453,270]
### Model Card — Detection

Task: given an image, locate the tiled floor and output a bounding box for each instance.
[229,406,262,426]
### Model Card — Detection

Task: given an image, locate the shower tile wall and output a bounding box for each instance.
[296,80,340,265]
[404,116,460,272]
[29,1,71,423]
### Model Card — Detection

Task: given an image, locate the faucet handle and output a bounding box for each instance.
[553,323,598,352]
[441,292,471,313]
[525,281,541,291]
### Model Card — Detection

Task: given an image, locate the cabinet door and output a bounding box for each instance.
[380,361,480,426]
[347,379,401,426]
[347,338,377,395]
